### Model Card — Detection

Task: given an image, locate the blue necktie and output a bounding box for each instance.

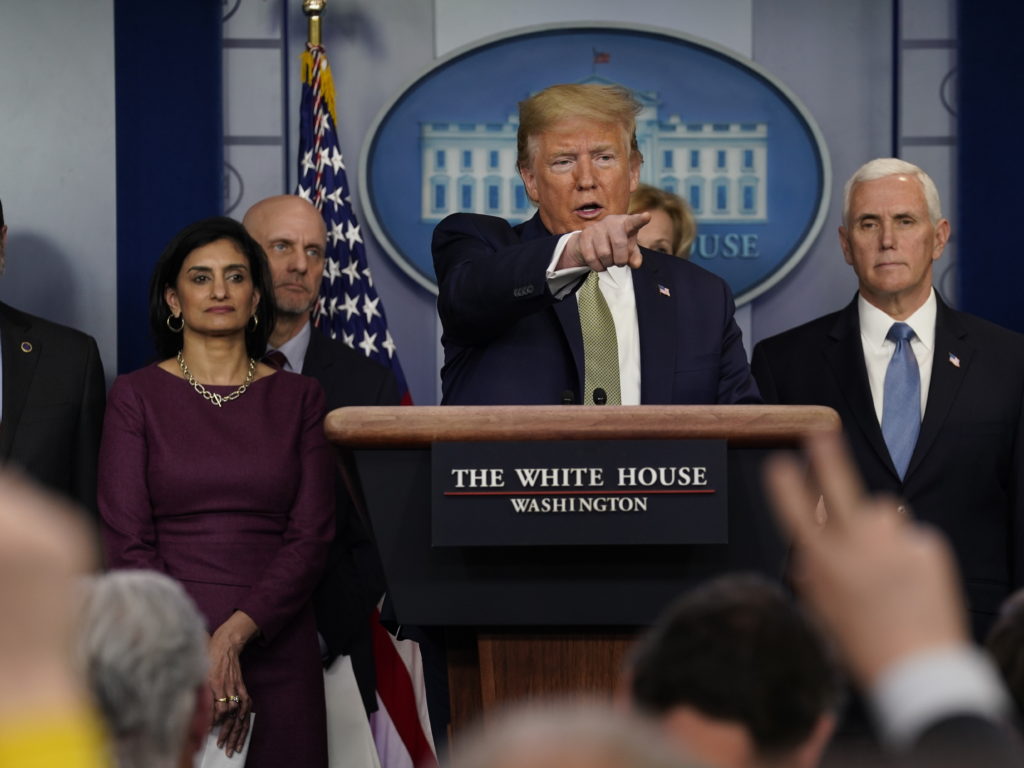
[881,322,920,480]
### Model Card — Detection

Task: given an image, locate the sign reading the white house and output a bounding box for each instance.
[431,440,727,547]
[362,23,829,305]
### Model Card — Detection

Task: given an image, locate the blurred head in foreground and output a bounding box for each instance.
[78,570,210,768]
[628,574,841,768]
[987,588,1024,721]
[629,184,696,259]
[447,700,697,768]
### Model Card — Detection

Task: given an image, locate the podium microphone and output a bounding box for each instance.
[592,388,607,405]
[561,389,575,405]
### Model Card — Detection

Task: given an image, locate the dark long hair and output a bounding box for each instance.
[148,217,276,359]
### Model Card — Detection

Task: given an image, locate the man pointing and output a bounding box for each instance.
[432,83,759,406]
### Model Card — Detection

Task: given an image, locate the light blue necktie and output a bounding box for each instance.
[881,322,920,480]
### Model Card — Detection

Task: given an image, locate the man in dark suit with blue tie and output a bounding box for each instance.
[751,158,1024,640]
[432,83,760,406]
[0,197,106,515]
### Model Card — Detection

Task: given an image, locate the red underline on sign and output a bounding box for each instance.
[443,489,717,496]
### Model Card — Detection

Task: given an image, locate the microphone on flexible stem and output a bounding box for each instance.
[561,389,575,405]
[592,388,607,405]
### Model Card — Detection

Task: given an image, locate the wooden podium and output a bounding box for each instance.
[325,405,839,731]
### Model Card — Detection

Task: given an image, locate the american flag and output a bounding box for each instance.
[296,42,436,768]
[297,43,412,404]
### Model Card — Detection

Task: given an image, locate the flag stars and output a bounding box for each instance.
[298,185,312,202]
[362,265,374,288]
[330,221,345,246]
[362,295,381,323]
[328,296,339,318]
[341,293,360,320]
[325,258,342,284]
[325,187,345,211]
[301,150,316,177]
[344,221,363,250]
[329,147,346,173]
[341,330,356,349]
[341,258,361,284]
[382,330,397,359]
[358,330,379,356]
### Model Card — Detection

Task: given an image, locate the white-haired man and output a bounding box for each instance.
[79,570,212,768]
[752,158,1024,642]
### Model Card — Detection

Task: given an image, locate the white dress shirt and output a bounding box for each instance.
[859,289,936,424]
[546,232,641,405]
[871,644,1010,749]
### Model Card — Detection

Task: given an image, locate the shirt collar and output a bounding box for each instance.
[601,264,631,289]
[858,288,936,352]
[268,320,312,373]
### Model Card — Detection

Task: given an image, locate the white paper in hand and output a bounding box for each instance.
[195,713,254,767]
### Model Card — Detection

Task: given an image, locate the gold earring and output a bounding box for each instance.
[166,314,184,332]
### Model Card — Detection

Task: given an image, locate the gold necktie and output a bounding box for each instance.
[577,272,621,405]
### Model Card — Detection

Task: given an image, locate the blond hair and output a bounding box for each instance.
[517,83,643,170]
[629,184,697,259]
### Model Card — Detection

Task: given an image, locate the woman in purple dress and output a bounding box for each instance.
[99,218,334,766]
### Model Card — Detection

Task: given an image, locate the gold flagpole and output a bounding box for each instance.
[303,0,325,46]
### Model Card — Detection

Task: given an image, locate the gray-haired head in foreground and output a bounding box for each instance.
[842,157,943,226]
[446,699,699,768]
[78,570,208,768]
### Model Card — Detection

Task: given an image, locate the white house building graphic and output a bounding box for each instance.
[419,77,768,226]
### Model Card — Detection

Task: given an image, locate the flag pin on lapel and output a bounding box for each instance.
[658,284,671,297]
[948,352,960,368]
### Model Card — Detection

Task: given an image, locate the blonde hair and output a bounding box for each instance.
[629,184,697,259]
[517,83,643,170]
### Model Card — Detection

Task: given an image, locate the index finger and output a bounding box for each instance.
[764,451,821,548]
[804,430,867,530]
[623,211,651,236]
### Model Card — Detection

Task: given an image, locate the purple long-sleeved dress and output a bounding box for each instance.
[99,364,335,767]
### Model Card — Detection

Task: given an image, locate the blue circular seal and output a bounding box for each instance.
[361,23,830,305]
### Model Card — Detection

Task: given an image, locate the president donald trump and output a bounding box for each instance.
[432,83,759,406]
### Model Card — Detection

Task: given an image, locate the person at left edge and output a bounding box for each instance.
[98,217,335,767]
[0,197,106,515]
[432,83,759,405]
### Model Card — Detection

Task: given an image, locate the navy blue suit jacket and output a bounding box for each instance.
[752,294,1024,639]
[433,212,760,405]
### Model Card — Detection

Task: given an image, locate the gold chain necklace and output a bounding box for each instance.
[177,351,256,408]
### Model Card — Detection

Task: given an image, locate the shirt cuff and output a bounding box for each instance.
[870,644,1010,750]
[546,232,588,299]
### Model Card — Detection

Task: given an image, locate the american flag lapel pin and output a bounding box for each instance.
[948,352,960,368]
[658,284,671,297]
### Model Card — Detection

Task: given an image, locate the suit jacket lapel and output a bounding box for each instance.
[823,298,898,474]
[552,292,585,394]
[0,303,38,460]
[523,214,586,395]
[300,326,331,378]
[634,256,675,404]
[906,296,971,479]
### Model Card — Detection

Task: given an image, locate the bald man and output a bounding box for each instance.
[244,195,398,714]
